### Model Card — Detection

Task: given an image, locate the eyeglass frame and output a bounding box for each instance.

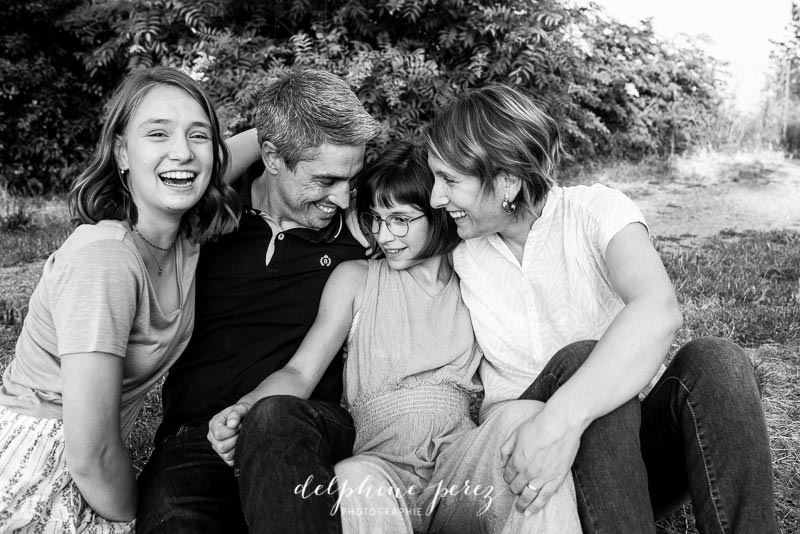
[359,212,426,238]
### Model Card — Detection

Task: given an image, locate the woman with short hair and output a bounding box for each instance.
[425,83,776,534]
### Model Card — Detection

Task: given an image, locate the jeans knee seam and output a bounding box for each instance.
[571,467,600,534]
[675,378,726,534]
[307,401,354,434]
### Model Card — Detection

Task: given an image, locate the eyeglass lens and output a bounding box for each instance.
[363,214,409,237]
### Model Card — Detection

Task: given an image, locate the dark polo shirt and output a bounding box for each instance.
[159,186,366,434]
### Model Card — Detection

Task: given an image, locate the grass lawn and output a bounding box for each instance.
[653,231,800,533]
[1,175,798,532]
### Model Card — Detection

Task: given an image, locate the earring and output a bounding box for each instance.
[118,167,130,192]
[502,191,517,214]
[502,180,518,215]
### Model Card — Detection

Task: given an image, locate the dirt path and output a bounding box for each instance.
[598,152,800,241]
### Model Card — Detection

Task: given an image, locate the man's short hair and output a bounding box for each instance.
[254,69,381,170]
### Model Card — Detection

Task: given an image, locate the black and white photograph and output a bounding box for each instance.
[0,1,797,532]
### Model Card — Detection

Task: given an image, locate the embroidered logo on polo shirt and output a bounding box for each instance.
[320,254,332,267]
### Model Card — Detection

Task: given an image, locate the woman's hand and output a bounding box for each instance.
[500,406,583,516]
[207,403,250,466]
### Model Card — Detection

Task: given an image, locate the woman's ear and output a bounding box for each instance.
[261,141,282,175]
[495,172,522,201]
[114,135,128,171]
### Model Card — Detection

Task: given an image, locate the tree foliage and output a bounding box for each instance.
[766,1,800,154]
[0,0,111,194]
[0,0,725,193]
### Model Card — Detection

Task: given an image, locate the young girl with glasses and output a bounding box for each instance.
[207,141,580,533]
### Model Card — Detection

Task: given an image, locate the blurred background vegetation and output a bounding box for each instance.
[1,0,798,196]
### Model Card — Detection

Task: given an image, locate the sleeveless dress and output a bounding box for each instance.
[334,260,580,534]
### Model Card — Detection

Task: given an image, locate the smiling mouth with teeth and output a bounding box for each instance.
[160,171,197,186]
[314,203,337,214]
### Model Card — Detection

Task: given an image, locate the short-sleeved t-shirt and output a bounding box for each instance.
[453,184,649,411]
[0,220,199,438]
[159,193,367,433]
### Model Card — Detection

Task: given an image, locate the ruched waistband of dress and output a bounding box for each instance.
[351,384,472,436]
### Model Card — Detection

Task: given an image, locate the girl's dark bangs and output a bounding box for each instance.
[369,165,426,212]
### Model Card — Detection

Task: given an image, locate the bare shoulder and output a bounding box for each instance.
[331,259,368,286]
[324,260,368,313]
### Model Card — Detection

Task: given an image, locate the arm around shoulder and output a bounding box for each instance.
[224,128,260,185]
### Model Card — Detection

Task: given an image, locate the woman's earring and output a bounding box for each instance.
[502,194,517,214]
[502,180,517,214]
[119,167,130,192]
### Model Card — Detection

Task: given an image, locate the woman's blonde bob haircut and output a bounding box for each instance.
[424,84,563,211]
[69,66,240,243]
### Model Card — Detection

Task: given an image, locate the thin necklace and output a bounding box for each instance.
[133,226,173,276]
[133,226,171,251]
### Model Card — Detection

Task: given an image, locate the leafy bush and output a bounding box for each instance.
[1,0,726,193]
[0,209,34,232]
[0,0,119,194]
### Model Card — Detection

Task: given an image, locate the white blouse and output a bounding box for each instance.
[453,184,649,411]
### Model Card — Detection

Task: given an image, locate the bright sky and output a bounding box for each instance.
[588,0,794,112]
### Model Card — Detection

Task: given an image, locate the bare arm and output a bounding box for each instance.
[502,222,683,512]
[208,260,367,464]
[546,222,682,429]
[242,260,365,404]
[61,352,136,522]
[223,128,260,184]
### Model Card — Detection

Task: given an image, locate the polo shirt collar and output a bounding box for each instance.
[241,177,345,244]
[246,206,345,244]
[288,212,345,243]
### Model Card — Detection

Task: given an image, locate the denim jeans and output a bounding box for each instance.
[518,337,777,534]
[137,396,354,534]
[236,395,355,534]
[136,423,248,533]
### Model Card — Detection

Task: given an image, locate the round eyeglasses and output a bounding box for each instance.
[359,213,425,238]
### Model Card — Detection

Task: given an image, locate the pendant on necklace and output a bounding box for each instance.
[157,266,163,276]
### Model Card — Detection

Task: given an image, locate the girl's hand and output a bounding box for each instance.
[207,403,250,466]
[500,406,582,515]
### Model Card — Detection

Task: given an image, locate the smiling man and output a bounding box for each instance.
[136,69,381,534]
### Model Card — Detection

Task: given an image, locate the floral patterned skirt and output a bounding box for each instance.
[0,406,135,533]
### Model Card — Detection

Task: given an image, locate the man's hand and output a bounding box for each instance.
[207,403,250,467]
[499,406,583,516]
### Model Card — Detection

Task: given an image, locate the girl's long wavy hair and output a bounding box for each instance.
[68,66,240,243]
